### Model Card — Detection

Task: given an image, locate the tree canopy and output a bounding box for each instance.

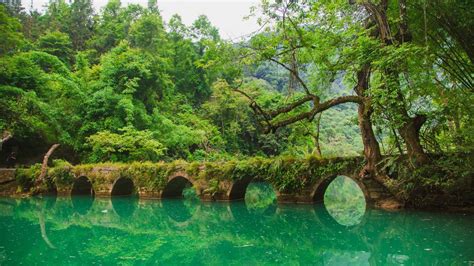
[0,0,472,172]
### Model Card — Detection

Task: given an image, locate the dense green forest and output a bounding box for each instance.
[0,0,472,170]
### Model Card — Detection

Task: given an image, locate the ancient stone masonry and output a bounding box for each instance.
[0,156,398,208]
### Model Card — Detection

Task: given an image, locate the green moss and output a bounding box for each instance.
[17,155,368,195]
[12,153,473,208]
[185,162,201,178]
[49,159,74,189]
[15,163,41,191]
[122,161,170,190]
[203,179,220,196]
[382,153,474,207]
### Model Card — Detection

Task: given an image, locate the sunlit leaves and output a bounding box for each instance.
[86,126,165,162]
[37,31,74,65]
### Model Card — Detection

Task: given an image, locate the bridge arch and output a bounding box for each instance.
[228,177,253,200]
[311,174,370,203]
[162,174,194,198]
[111,177,135,196]
[71,176,94,196]
[312,174,368,227]
[228,178,278,201]
[228,178,277,215]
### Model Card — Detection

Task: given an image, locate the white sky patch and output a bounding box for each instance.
[24,0,261,40]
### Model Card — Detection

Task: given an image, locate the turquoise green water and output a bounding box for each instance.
[0,197,473,265]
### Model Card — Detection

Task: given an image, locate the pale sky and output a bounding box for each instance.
[24,0,261,40]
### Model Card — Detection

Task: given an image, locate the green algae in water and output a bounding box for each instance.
[0,196,473,265]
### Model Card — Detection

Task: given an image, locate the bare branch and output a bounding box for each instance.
[0,133,12,151]
[36,144,60,185]
[269,57,311,94]
[233,88,273,129]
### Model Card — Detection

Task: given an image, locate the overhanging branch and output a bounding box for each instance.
[233,87,363,134]
[267,95,363,132]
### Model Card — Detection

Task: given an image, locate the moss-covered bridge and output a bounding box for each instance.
[5,156,396,207]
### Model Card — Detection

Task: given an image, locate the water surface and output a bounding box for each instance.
[0,196,473,265]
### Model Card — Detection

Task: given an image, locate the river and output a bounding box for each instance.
[0,195,473,265]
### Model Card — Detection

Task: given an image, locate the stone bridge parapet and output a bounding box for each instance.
[0,156,398,208]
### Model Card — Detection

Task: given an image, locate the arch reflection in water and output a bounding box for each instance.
[323,175,366,226]
[71,176,95,215]
[71,196,94,215]
[161,199,197,223]
[111,197,138,218]
[244,182,277,214]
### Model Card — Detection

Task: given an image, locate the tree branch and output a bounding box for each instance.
[0,133,12,151]
[268,94,319,117]
[269,57,311,94]
[267,95,363,132]
[36,144,60,185]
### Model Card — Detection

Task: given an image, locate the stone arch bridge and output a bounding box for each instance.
[1,156,397,208]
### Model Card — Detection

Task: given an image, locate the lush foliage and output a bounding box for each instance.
[382,153,474,207]
[16,155,355,196]
[1,0,473,206]
[86,126,165,162]
[0,1,378,165]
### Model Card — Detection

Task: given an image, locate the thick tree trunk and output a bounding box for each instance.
[364,0,430,165]
[392,87,430,164]
[354,66,383,179]
[385,70,430,164]
[399,115,429,164]
[357,102,382,178]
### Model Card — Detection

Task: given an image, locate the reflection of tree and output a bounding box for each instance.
[38,213,56,249]
[1,197,472,265]
[244,182,276,212]
[37,197,57,249]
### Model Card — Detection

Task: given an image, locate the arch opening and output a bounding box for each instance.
[111,177,135,197]
[318,175,366,227]
[228,178,252,201]
[162,176,194,199]
[71,176,94,196]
